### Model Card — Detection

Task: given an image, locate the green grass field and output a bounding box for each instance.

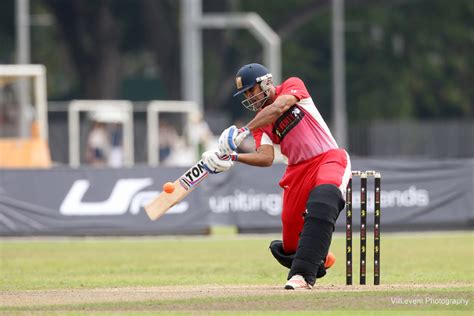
[0,231,473,315]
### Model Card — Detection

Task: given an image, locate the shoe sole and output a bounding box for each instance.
[284,285,311,290]
[284,283,312,290]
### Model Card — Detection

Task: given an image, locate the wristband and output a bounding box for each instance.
[238,126,250,134]
[218,153,238,161]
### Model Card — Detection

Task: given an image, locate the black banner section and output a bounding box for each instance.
[1,158,473,235]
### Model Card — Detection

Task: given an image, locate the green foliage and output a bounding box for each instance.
[1,0,472,118]
[345,0,474,119]
[239,0,474,120]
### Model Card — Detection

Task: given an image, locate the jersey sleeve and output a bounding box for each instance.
[278,77,310,101]
[252,128,273,150]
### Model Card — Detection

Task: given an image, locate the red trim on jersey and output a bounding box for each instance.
[252,129,264,149]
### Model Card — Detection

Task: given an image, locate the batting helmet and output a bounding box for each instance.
[233,63,273,111]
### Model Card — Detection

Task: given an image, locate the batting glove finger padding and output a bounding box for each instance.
[235,126,251,146]
[218,126,250,154]
[202,151,235,174]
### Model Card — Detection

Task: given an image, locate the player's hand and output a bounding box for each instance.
[218,125,251,154]
[202,151,237,174]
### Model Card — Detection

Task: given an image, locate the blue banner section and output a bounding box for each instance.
[0,158,473,235]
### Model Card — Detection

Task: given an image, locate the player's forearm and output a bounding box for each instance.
[245,105,280,131]
[246,95,296,131]
[236,152,273,167]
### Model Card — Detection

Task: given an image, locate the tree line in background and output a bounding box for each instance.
[0,0,472,121]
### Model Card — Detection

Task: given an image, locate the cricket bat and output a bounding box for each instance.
[144,159,209,221]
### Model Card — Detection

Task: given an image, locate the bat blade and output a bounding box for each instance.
[144,160,209,221]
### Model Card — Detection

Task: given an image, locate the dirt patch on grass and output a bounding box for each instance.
[1,283,472,308]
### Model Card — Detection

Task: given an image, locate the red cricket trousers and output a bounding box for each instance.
[279,148,351,253]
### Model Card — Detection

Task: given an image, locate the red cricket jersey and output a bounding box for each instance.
[252,77,339,165]
[250,77,350,252]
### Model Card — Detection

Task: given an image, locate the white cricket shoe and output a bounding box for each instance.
[284,275,312,290]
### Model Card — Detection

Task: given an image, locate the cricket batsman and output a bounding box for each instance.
[202,63,351,290]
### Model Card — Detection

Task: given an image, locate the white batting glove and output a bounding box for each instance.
[218,125,251,154]
[202,151,237,174]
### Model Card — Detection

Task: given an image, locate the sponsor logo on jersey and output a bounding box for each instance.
[273,105,305,141]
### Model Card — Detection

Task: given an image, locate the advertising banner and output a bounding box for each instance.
[0,158,472,235]
[0,167,209,235]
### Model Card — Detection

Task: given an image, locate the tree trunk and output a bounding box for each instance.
[46,0,122,99]
[140,0,181,100]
